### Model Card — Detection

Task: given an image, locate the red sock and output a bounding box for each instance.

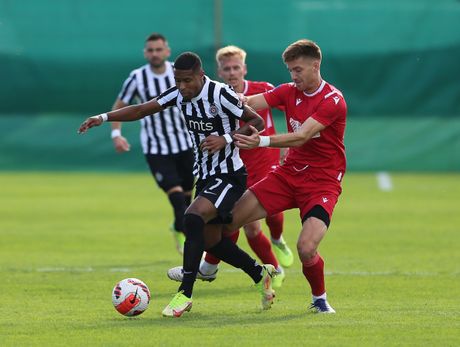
[204,230,240,265]
[302,253,325,296]
[266,213,284,240]
[247,231,279,268]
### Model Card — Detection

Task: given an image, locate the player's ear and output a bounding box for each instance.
[243,64,248,76]
[312,60,320,72]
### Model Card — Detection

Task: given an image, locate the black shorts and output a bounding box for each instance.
[145,149,195,192]
[195,168,247,224]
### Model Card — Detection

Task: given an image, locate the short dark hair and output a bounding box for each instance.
[145,33,167,43]
[282,39,322,62]
[174,52,202,72]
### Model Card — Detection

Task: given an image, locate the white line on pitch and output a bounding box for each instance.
[377,171,393,191]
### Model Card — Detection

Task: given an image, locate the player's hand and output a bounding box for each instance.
[200,135,226,154]
[78,116,103,134]
[112,136,131,153]
[237,93,248,105]
[234,125,260,149]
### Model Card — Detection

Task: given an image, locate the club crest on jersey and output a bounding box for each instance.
[209,103,218,116]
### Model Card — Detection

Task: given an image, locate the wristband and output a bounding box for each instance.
[99,113,108,122]
[258,136,271,147]
[223,133,233,144]
[111,129,122,139]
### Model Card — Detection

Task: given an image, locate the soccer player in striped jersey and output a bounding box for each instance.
[190,46,294,287]
[110,33,194,255]
[227,39,347,313]
[78,52,278,317]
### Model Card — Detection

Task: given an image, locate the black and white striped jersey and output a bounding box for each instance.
[118,61,193,155]
[156,76,245,180]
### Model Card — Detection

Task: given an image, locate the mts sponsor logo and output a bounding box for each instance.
[187,117,216,133]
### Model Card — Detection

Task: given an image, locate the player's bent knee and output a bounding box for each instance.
[243,222,259,238]
[297,240,317,262]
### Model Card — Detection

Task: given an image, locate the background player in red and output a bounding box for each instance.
[198,46,293,287]
[228,39,347,313]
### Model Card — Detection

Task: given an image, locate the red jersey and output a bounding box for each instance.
[263,80,347,174]
[239,80,280,178]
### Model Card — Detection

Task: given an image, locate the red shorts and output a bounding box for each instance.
[249,164,343,221]
[246,162,278,188]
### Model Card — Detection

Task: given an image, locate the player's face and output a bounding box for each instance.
[217,56,247,91]
[144,39,170,68]
[286,57,320,91]
[174,69,205,101]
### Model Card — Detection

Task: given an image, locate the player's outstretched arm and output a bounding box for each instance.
[234,117,326,149]
[77,99,164,134]
[245,94,269,111]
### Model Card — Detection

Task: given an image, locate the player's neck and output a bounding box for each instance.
[150,63,166,74]
[304,77,323,94]
[233,80,245,93]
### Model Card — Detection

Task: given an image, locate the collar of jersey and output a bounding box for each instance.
[146,61,172,77]
[190,75,211,102]
[303,80,326,97]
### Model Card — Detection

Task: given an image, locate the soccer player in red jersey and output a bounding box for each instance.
[198,46,293,287]
[230,39,347,313]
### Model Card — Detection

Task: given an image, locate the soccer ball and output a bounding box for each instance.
[112,278,151,316]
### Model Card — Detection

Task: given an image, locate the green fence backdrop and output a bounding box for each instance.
[1,0,459,171]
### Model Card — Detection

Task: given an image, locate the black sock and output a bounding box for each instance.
[179,214,205,297]
[168,191,186,232]
[184,194,192,208]
[207,237,263,283]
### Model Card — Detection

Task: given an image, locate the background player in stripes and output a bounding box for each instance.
[228,39,347,314]
[78,52,278,318]
[110,33,194,255]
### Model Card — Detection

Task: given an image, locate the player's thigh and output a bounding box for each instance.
[194,173,246,224]
[144,154,182,192]
[228,190,267,231]
[248,170,295,218]
[203,224,223,249]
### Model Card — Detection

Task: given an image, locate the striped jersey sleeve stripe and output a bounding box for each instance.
[220,88,244,118]
[118,73,138,103]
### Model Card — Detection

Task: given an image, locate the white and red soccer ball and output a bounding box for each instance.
[112,278,151,316]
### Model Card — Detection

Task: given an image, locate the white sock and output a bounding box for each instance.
[199,260,218,275]
[312,292,327,302]
[271,236,284,244]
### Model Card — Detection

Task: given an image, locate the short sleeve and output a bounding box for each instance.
[157,86,179,108]
[311,91,347,127]
[220,85,244,118]
[118,72,138,104]
[263,83,290,108]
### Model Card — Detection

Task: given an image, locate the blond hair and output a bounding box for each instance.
[216,45,247,65]
[282,39,322,63]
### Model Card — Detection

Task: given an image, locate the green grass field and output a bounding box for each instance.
[1,172,459,346]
